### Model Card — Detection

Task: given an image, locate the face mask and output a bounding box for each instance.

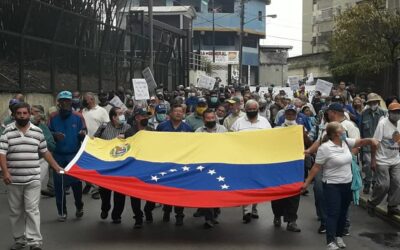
[72,98,80,104]
[284,119,297,126]
[118,115,126,125]
[82,99,89,108]
[205,121,216,129]
[196,107,207,115]
[370,104,379,111]
[139,118,149,127]
[157,95,164,100]
[156,113,167,122]
[15,118,30,127]
[340,132,347,142]
[389,113,400,123]
[189,93,196,97]
[219,98,225,103]
[246,111,258,119]
[59,108,72,119]
[210,97,218,104]
[320,99,326,104]
[126,103,134,109]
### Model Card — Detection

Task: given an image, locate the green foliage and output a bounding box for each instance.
[329,0,400,77]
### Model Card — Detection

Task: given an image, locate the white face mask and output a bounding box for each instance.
[370,104,379,111]
[284,119,297,126]
[118,115,126,125]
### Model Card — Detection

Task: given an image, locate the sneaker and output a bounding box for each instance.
[243,213,252,224]
[363,184,370,195]
[286,222,301,232]
[175,216,184,226]
[76,208,84,218]
[100,211,108,220]
[10,242,26,250]
[41,189,55,197]
[163,212,170,222]
[251,211,259,219]
[273,216,281,227]
[387,207,400,216]
[327,242,339,250]
[134,218,143,229]
[203,221,214,229]
[57,214,67,222]
[318,225,327,234]
[342,228,350,236]
[336,237,346,248]
[145,212,153,223]
[29,245,42,250]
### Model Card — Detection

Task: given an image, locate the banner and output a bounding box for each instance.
[65,126,304,208]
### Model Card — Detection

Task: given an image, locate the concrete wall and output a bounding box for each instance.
[259,64,288,87]
[0,93,56,122]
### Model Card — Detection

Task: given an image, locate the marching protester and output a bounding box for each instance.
[231,99,272,223]
[94,107,131,224]
[302,121,378,250]
[186,97,208,131]
[48,91,86,222]
[156,104,193,226]
[223,97,245,131]
[0,102,63,250]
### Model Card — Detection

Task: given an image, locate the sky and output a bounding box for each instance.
[260,0,303,57]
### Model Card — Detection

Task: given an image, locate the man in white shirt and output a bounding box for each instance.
[368,103,400,216]
[231,99,271,223]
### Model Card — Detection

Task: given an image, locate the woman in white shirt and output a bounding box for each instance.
[302,122,378,250]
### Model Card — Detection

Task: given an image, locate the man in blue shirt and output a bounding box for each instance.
[156,104,192,226]
[48,91,87,222]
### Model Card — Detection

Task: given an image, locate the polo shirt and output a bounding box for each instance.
[315,138,355,184]
[185,113,204,131]
[231,115,271,132]
[48,111,86,155]
[373,117,400,166]
[0,122,48,185]
[82,105,110,137]
[156,120,193,132]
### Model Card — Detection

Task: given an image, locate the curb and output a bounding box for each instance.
[359,195,400,227]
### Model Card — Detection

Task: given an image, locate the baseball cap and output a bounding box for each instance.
[197,97,207,105]
[227,96,241,104]
[155,104,167,114]
[285,104,297,112]
[57,91,72,100]
[134,107,151,117]
[9,99,20,106]
[388,103,400,111]
[327,103,344,112]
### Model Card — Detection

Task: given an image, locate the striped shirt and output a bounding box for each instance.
[0,122,48,185]
[94,122,131,140]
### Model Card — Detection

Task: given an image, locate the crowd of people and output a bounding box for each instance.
[1,80,400,250]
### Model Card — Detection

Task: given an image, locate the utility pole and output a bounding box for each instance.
[149,0,154,73]
[238,0,245,85]
[212,0,215,63]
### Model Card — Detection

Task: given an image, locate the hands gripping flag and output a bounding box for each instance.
[65,126,304,207]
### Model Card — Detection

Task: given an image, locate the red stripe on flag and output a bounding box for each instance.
[67,164,302,208]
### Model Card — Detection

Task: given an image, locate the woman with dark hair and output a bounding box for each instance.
[302,122,378,250]
[385,96,399,108]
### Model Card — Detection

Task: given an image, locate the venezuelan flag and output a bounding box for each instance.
[65,126,304,207]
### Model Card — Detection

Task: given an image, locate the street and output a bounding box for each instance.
[0,184,399,250]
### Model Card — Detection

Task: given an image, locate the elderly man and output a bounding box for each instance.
[1,102,62,250]
[186,97,208,131]
[223,97,245,131]
[231,99,272,223]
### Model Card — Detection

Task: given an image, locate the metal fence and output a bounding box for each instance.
[0,0,189,93]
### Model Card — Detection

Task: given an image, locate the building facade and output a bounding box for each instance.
[259,45,292,87]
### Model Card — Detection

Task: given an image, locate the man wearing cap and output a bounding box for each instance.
[223,97,245,131]
[277,104,311,131]
[231,100,272,223]
[149,104,168,130]
[186,98,208,131]
[48,91,87,222]
[360,93,387,194]
[156,104,192,226]
[367,103,400,217]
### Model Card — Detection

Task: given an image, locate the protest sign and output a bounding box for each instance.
[142,67,157,91]
[197,75,216,90]
[315,79,333,96]
[109,95,127,112]
[132,79,150,100]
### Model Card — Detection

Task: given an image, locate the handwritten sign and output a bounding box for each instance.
[197,75,216,90]
[315,79,333,96]
[288,76,300,91]
[132,79,150,100]
[142,67,157,91]
[109,96,127,112]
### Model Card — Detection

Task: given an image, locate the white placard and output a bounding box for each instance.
[315,79,333,96]
[142,67,157,90]
[109,96,127,112]
[306,73,314,85]
[132,79,150,100]
[288,76,300,91]
[250,86,316,103]
[197,75,216,90]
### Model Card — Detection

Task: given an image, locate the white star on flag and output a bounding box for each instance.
[208,169,216,175]
[151,175,159,182]
[159,172,167,176]
[197,166,205,171]
[182,166,190,171]
[221,184,229,190]
[216,176,225,182]
[169,169,177,173]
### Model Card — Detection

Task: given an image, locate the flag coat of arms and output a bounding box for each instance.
[65,126,304,207]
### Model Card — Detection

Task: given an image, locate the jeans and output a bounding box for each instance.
[99,187,126,221]
[163,205,184,218]
[323,182,352,244]
[313,171,326,226]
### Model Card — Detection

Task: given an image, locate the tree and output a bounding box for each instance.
[329,0,400,96]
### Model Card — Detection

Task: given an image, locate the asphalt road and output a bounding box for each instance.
[0,184,399,250]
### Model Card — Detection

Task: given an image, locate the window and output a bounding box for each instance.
[139,0,166,6]
[208,0,234,13]
[258,11,263,21]
[203,32,235,46]
[174,0,201,12]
